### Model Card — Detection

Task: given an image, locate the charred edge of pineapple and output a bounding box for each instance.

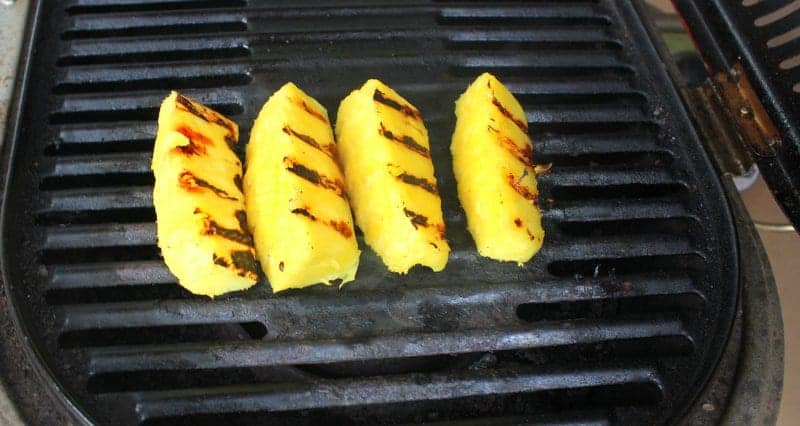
[487,124,534,168]
[195,208,255,247]
[283,157,347,199]
[486,81,528,133]
[373,89,422,121]
[378,123,430,158]
[179,171,239,201]
[294,98,329,124]
[290,207,354,239]
[282,126,337,160]
[174,93,237,149]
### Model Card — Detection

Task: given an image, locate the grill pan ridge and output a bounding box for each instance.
[0,1,738,424]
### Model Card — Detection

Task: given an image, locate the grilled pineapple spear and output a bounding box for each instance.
[152,92,258,297]
[451,73,545,264]
[336,79,450,273]
[244,83,360,292]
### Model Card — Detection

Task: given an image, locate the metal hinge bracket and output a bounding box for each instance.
[683,63,781,176]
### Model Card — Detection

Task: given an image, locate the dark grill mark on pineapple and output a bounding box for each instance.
[373,89,422,121]
[378,123,430,158]
[329,220,353,239]
[296,99,329,124]
[506,173,539,204]
[195,208,254,247]
[291,207,317,221]
[233,174,243,192]
[403,207,429,229]
[291,207,353,239]
[176,126,212,146]
[172,141,205,156]
[282,126,337,160]
[395,172,438,195]
[279,261,284,272]
[174,126,214,155]
[487,89,528,133]
[175,93,237,138]
[284,157,347,198]
[436,224,447,242]
[487,125,534,167]
[402,209,447,242]
[230,250,259,279]
[175,93,205,118]
[514,218,523,227]
[234,210,249,231]
[173,126,213,156]
[178,171,238,201]
[212,253,230,267]
[203,219,254,246]
[212,251,257,280]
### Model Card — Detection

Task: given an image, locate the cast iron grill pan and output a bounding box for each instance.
[0,1,738,424]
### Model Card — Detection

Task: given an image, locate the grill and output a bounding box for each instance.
[0,1,748,424]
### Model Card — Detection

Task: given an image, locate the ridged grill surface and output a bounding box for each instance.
[1,1,737,425]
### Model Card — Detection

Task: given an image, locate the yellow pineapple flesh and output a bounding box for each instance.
[244,83,360,292]
[335,79,450,273]
[451,73,545,264]
[152,92,258,297]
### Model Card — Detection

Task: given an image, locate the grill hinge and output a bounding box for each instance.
[683,63,781,176]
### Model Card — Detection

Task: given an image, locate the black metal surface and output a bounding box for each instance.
[675,0,800,231]
[0,1,740,424]
[714,177,782,425]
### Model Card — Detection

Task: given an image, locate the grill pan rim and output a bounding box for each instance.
[0,0,94,424]
[624,1,742,422]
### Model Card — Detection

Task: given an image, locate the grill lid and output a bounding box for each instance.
[675,0,800,231]
[0,1,739,424]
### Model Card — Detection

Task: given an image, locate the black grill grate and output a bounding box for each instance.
[1,1,738,424]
